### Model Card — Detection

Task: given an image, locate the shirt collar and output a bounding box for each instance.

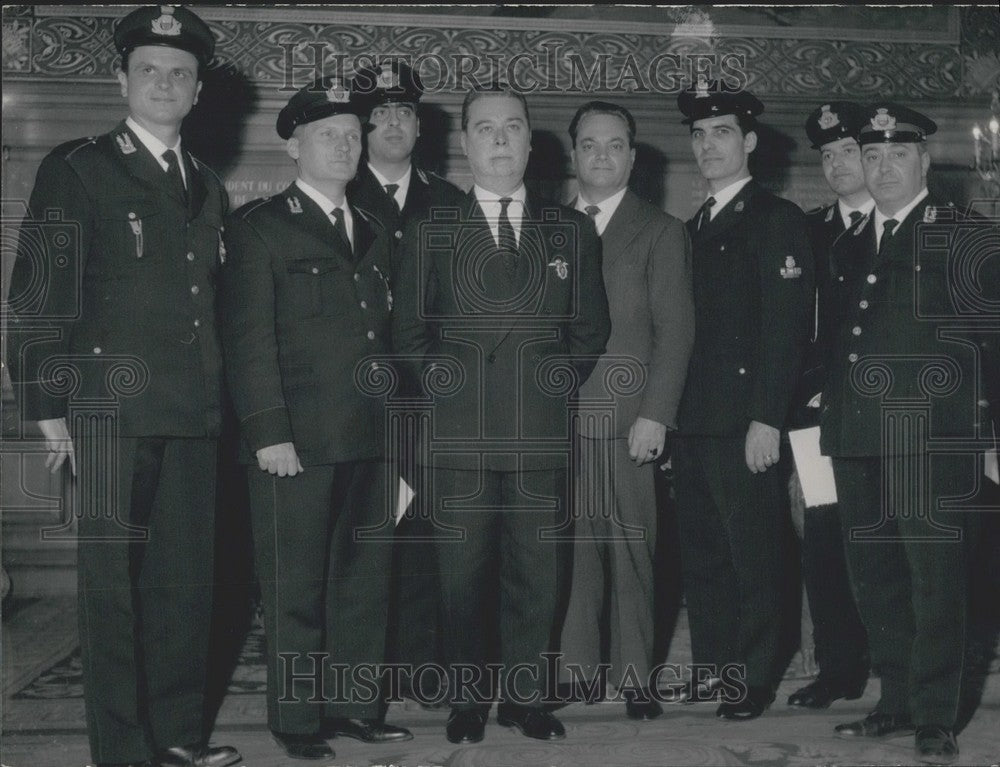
[368,163,412,207]
[874,188,928,238]
[837,197,875,229]
[706,176,752,219]
[576,186,628,236]
[473,183,526,207]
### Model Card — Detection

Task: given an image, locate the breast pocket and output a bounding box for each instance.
[283,258,343,319]
[94,198,162,270]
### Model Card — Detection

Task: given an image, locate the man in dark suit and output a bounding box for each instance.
[557,101,693,719]
[219,77,410,760]
[820,103,983,765]
[348,61,463,703]
[392,84,611,743]
[671,81,815,720]
[6,7,239,766]
[785,102,872,710]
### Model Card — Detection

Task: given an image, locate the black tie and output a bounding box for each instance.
[878,218,897,257]
[384,183,401,215]
[585,204,601,219]
[695,196,716,232]
[330,207,352,256]
[498,197,518,281]
[163,149,187,204]
[848,210,863,227]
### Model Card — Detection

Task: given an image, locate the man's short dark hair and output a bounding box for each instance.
[460,83,530,132]
[568,101,637,148]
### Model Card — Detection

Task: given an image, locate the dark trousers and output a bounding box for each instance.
[672,436,783,688]
[802,503,869,683]
[432,466,571,710]
[77,436,217,763]
[248,459,392,734]
[834,455,978,726]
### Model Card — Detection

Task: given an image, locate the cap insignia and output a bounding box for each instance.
[871,108,896,132]
[377,63,399,89]
[151,6,182,37]
[695,76,710,99]
[326,78,349,103]
[818,104,839,130]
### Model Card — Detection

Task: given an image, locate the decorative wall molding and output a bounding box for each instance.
[2,5,974,100]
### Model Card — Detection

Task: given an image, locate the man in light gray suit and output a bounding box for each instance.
[559,101,694,719]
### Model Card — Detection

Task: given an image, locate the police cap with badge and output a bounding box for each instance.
[114,5,215,67]
[351,61,425,116]
[858,102,937,146]
[804,101,867,149]
[677,78,764,125]
[276,76,363,140]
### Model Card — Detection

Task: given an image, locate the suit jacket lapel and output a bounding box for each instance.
[185,152,208,220]
[699,181,753,242]
[351,203,375,260]
[600,191,642,266]
[282,184,353,262]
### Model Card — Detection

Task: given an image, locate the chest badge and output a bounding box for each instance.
[287,196,303,215]
[780,255,802,279]
[548,257,569,280]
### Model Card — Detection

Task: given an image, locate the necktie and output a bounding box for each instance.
[848,210,863,227]
[498,197,518,282]
[878,218,897,257]
[163,149,187,204]
[695,196,716,232]
[330,206,352,255]
[585,204,601,219]
[384,183,401,215]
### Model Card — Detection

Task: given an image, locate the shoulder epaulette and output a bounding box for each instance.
[236,195,274,219]
[57,136,98,160]
[354,205,385,229]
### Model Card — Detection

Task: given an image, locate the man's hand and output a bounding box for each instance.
[745,420,780,473]
[37,417,76,476]
[628,417,667,466]
[256,442,304,477]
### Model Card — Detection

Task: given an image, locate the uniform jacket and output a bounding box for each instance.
[677,180,815,437]
[820,196,981,457]
[8,121,228,437]
[348,163,463,269]
[220,184,393,466]
[575,190,694,436]
[391,188,612,470]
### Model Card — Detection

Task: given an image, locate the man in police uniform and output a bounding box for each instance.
[785,102,872,710]
[219,77,410,760]
[671,81,815,720]
[348,60,463,703]
[392,83,611,744]
[820,103,982,765]
[7,7,239,766]
[558,101,694,719]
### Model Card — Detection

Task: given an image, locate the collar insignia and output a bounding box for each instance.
[871,108,896,131]
[853,213,870,235]
[924,206,937,223]
[287,196,303,214]
[818,105,839,130]
[116,132,137,154]
[548,257,569,280]
[151,6,182,37]
[825,206,835,223]
[734,200,744,213]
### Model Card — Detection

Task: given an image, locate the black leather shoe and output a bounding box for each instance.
[624,689,663,721]
[156,744,242,767]
[835,711,915,738]
[915,725,958,765]
[716,686,775,720]
[326,717,413,743]
[270,732,333,760]
[497,705,566,740]
[666,676,722,704]
[787,677,866,708]
[446,708,487,744]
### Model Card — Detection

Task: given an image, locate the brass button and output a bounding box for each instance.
[354,273,360,282]
[848,353,859,363]
[311,267,319,274]
[93,346,102,354]
[360,300,367,309]
[738,367,746,375]
[394,230,403,239]
[866,274,877,284]
[859,300,869,309]
[186,252,195,262]
[367,330,375,340]
[190,285,200,295]
[852,326,862,336]
[193,319,201,328]
[837,275,844,282]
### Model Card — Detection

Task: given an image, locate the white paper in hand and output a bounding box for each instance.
[788,426,838,507]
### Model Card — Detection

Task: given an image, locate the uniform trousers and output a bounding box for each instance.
[834,454,978,726]
[672,435,783,688]
[559,436,657,689]
[247,459,392,734]
[432,465,570,709]
[77,434,217,763]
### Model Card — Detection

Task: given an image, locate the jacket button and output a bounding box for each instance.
[914,264,921,272]
[852,326,862,336]
[859,300,869,309]
[186,252,195,262]
[190,285,199,295]
[738,367,746,374]
[848,353,859,363]
[354,273,360,282]
[93,346,102,354]
[838,275,844,282]
[367,330,375,340]
[311,267,319,274]
[720,245,726,251]
[866,274,877,284]
[360,300,367,309]
[194,319,201,328]
[371,362,379,371]
[394,230,403,239]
